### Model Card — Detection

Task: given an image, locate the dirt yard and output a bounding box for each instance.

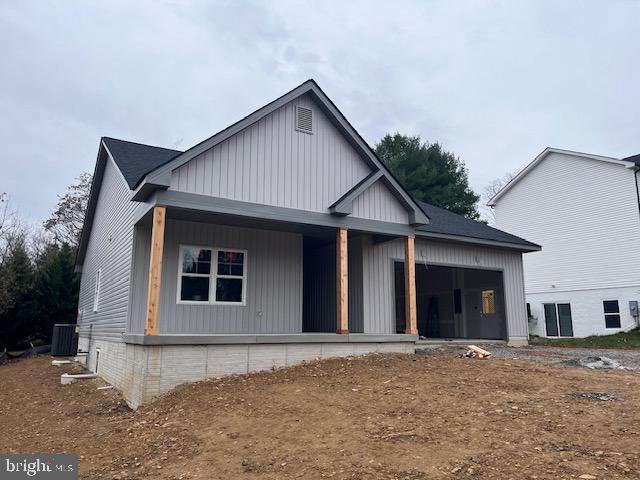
[1,353,639,479]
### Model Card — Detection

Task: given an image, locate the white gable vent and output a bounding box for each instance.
[295,106,313,134]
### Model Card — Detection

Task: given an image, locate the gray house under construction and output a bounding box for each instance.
[75,80,539,407]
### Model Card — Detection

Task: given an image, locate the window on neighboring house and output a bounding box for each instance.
[544,303,573,337]
[178,246,246,305]
[603,300,621,328]
[481,289,496,314]
[93,269,101,312]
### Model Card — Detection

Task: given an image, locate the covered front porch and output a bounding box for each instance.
[128,200,419,343]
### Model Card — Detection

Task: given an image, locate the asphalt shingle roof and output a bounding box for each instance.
[102,137,182,189]
[416,201,539,248]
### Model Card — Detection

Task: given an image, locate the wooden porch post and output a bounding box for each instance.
[336,228,349,334]
[145,205,166,336]
[404,235,418,335]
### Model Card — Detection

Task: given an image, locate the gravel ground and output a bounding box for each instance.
[418,344,640,370]
[491,345,640,370]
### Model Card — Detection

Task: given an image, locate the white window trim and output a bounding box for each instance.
[543,301,573,337]
[603,299,621,328]
[93,269,101,312]
[176,244,247,306]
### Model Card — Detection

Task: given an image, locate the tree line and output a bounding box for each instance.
[0,133,509,351]
[0,175,91,350]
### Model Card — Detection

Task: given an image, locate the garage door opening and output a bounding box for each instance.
[394,263,507,340]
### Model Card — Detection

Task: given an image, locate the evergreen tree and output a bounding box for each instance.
[0,237,34,348]
[375,133,480,219]
[31,242,79,343]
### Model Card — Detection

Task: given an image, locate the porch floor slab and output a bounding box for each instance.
[124,333,418,346]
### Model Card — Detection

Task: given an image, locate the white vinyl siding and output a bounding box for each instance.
[527,286,640,337]
[494,151,640,294]
[93,269,101,312]
[77,157,137,341]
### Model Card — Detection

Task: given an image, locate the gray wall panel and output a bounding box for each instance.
[77,158,137,342]
[129,223,151,334]
[361,236,528,339]
[352,181,408,224]
[134,220,304,334]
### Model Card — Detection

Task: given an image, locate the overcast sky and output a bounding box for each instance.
[1,0,638,224]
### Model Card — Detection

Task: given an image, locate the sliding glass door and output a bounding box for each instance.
[543,303,573,337]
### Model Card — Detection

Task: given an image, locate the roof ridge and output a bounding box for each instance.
[102,136,182,153]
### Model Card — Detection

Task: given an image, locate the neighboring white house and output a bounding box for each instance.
[489,148,640,338]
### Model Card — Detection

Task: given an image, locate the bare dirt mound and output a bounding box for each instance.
[1,354,639,479]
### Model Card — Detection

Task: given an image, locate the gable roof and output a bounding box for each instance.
[416,202,540,249]
[488,147,639,206]
[134,79,429,225]
[102,137,181,189]
[329,170,384,215]
[78,80,541,270]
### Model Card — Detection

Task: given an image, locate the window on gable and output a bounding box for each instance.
[178,246,246,305]
[603,300,621,328]
[93,269,101,312]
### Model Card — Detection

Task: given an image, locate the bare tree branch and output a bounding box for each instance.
[0,193,25,266]
[479,171,518,225]
[43,173,92,248]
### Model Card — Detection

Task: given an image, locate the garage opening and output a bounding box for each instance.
[394,263,507,340]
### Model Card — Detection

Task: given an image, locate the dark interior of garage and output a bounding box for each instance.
[395,263,507,340]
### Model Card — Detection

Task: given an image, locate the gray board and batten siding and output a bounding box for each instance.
[129,220,303,335]
[76,79,537,348]
[169,94,410,225]
[77,156,137,341]
[360,237,529,339]
[129,224,528,339]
